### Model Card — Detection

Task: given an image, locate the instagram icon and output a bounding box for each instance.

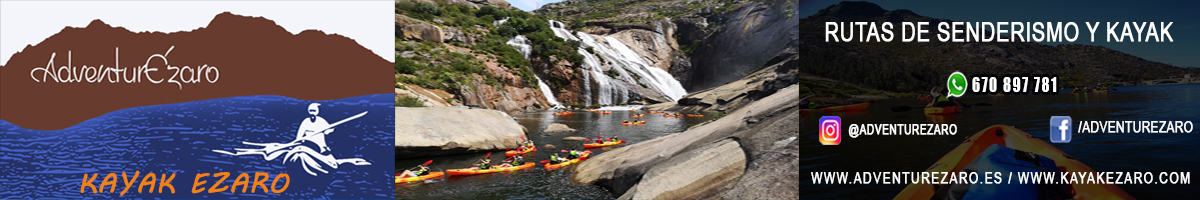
[819,116,841,145]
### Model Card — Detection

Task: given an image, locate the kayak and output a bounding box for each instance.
[504,146,537,156]
[1092,89,1108,93]
[445,162,536,176]
[630,114,644,117]
[801,102,870,113]
[583,140,626,148]
[395,172,444,184]
[648,111,665,113]
[686,114,704,117]
[621,121,646,125]
[552,111,574,116]
[544,151,592,170]
[895,125,1132,199]
[923,106,961,115]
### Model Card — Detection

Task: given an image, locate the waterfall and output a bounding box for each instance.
[502,32,558,108]
[506,35,532,59]
[534,75,562,108]
[548,20,688,105]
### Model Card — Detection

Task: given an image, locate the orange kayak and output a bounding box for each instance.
[544,151,591,170]
[894,125,1131,199]
[505,146,537,156]
[583,140,625,148]
[630,114,644,117]
[801,102,870,113]
[686,114,704,117]
[445,162,535,176]
[395,172,444,184]
[621,121,646,125]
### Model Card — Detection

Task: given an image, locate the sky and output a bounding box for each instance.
[800,0,1200,68]
[0,1,394,65]
[512,0,564,11]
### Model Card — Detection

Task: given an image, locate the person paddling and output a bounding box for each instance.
[566,149,579,159]
[549,154,564,164]
[472,153,493,170]
[400,160,433,178]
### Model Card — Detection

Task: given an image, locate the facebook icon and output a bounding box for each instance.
[1050,116,1072,143]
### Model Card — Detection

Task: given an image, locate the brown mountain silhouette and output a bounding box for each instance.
[0,12,391,130]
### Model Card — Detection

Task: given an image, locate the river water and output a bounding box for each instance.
[800,84,1200,198]
[395,110,714,199]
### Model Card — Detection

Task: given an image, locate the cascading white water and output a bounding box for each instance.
[503,32,561,108]
[506,35,532,59]
[547,20,688,105]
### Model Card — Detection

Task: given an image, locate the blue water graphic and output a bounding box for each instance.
[0,94,394,199]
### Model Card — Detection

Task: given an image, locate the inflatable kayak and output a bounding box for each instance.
[544,151,591,170]
[801,102,870,113]
[445,162,535,176]
[924,105,962,115]
[505,146,537,156]
[621,121,646,125]
[630,114,644,117]
[395,172,444,184]
[894,125,1132,199]
[583,140,625,148]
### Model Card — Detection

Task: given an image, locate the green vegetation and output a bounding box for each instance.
[606,69,621,78]
[396,97,426,107]
[397,2,588,92]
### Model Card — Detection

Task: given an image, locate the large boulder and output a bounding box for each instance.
[395,14,443,42]
[652,50,798,114]
[570,84,800,199]
[544,123,577,133]
[394,107,527,158]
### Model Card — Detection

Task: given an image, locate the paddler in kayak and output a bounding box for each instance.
[499,154,524,167]
[609,136,619,142]
[549,154,565,164]
[566,149,580,159]
[400,161,432,178]
[929,87,965,108]
[295,103,335,153]
[472,156,493,170]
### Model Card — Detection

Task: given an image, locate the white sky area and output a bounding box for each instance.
[512,0,563,11]
[0,1,393,64]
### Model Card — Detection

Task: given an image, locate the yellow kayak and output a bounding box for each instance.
[894,125,1132,199]
[395,172,444,184]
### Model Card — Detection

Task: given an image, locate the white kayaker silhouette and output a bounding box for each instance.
[213,103,371,176]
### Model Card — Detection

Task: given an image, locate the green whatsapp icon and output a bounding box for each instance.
[947,72,967,97]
